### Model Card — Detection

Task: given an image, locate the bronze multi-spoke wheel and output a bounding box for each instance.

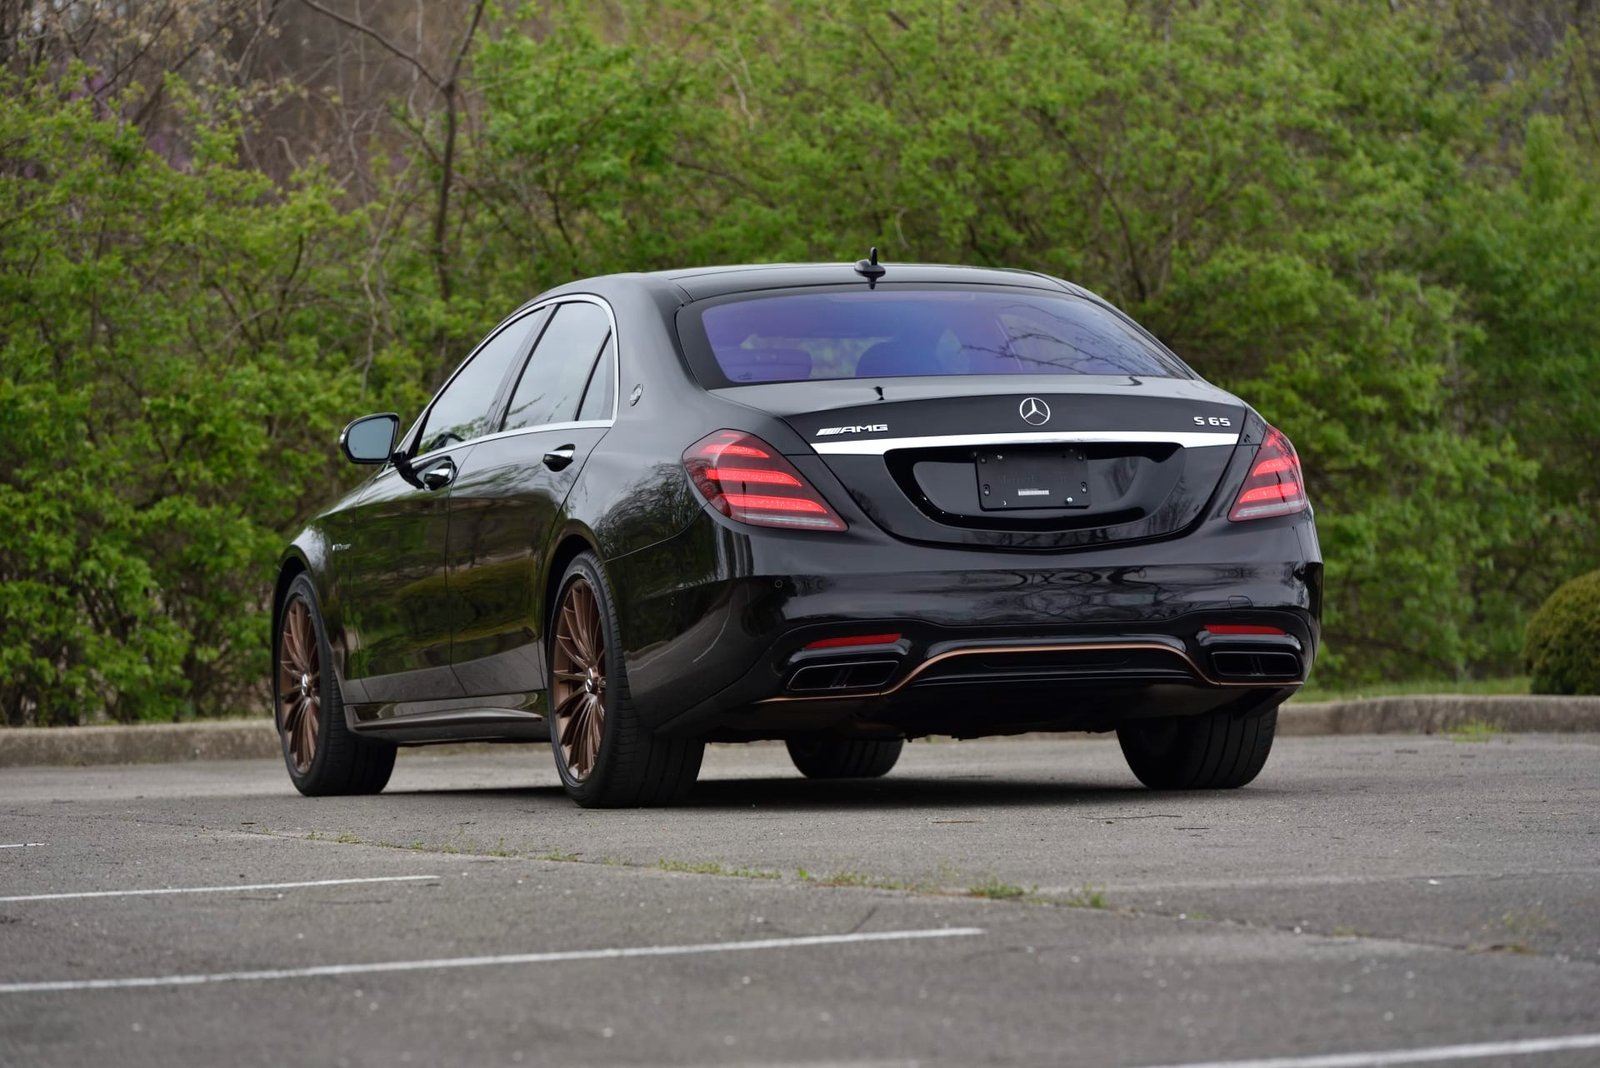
[273,574,396,796]
[547,553,704,807]
[277,597,322,773]
[551,576,607,780]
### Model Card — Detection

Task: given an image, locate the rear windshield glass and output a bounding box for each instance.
[683,288,1185,385]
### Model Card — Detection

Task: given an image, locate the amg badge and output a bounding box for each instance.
[815,424,888,436]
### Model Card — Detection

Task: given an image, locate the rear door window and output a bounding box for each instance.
[502,301,612,432]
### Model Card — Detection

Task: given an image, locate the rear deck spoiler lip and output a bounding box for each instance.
[809,429,1240,455]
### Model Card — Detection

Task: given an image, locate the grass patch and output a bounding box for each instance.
[812,869,925,892]
[1295,676,1527,703]
[1444,719,1504,742]
[968,876,1030,900]
[537,848,581,862]
[656,858,780,880]
[1500,908,1551,936]
[1053,884,1110,909]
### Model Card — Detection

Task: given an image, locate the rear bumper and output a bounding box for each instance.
[615,510,1321,739]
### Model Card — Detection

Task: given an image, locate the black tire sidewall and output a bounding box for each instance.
[786,737,904,779]
[1118,704,1277,790]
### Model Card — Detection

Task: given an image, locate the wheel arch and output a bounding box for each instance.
[271,545,355,710]
[542,525,605,635]
[271,551,311,654]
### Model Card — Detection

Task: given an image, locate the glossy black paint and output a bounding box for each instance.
[277,263,1322,748]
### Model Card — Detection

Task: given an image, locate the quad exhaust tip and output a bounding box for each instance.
[788,659,901,693]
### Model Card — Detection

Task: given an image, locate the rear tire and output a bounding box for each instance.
[547,553,704,808]
[1117,705,1278,790]
[274,574,396,796]
[786,737,904,780]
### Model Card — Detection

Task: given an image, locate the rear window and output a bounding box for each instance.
[680,288,1186,386]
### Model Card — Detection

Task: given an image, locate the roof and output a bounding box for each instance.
[650,261,1078,301]
[524,261,1105,313]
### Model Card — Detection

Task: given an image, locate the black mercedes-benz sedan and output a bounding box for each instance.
[272,257,1321,807]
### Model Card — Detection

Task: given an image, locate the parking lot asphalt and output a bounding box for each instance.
[1,734,1597,1067]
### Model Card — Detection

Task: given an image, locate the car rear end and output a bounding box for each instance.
[631,270,1320,743]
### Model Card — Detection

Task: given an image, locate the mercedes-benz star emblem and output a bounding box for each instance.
[1018,397,1051,426]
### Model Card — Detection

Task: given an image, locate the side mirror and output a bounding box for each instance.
[340,413,400,464]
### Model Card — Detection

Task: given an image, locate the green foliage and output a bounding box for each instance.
[1523,570,1600,695]
[0,71,380,723]
[4,1,1600,722]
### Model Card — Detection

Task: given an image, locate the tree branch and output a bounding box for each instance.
[295,0,443,90]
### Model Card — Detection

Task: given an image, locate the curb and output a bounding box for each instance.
[2,696,1598,769]
[1276,694,1600,737]
[0,720,281,768]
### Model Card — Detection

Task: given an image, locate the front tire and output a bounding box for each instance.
[274,574,396,796]
[547,553,703,808]
[786,737,904,780]
[1117,704,1278,790]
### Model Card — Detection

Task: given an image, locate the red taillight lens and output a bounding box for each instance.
[684,430,848,531]
[1203,624,1287,636]
[1228,426,1308,522]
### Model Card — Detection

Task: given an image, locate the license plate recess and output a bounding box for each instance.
[976,448,1089,511]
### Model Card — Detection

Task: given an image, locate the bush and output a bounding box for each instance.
[1524,570,1600,695]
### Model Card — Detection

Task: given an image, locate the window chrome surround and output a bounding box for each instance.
[404,294,620,464]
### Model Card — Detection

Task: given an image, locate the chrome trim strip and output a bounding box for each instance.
[811,430,1238,455]
[409,293,621,463]
[461,420,613,449]
[753,640,1302,704]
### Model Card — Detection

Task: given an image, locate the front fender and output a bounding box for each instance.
[273,527,362,704]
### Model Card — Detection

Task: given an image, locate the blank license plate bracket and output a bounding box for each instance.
[976,449,1089,511]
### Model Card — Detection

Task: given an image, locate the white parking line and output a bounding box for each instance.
[0,927,986,994]
[0,875,438,903]
[1134,1032,1600,1068]
[0,843,44,849]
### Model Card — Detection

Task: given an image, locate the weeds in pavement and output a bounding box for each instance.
[657,858,780,880]
[537,848,581,862]
[1444,719,1503,742]
[968,876,1030,900]
[1055,884,1110,909]
[814,870,927,892]
[1500,908,1551,937]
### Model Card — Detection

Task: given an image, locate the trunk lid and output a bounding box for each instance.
[716,377,1248,550]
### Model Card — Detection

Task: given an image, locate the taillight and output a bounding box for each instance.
[683,430,848,531]
[1228,426,1308,522]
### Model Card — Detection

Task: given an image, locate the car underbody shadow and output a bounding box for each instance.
[381,774,1262,812]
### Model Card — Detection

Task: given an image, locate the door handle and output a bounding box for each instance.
[542,445,577,471]
[421,459,455,491]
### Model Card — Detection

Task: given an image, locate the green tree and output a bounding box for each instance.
[0,71,375,723]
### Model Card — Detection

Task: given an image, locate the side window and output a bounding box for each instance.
[416,310,544,456]
[502,301,611,432]
[577,332,616,422]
